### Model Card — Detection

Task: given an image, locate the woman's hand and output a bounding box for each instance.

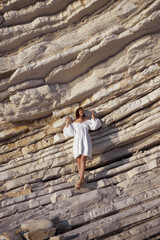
[91,110,95,120]
[66,116,71,127]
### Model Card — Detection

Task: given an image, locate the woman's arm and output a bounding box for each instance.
[91,110,95,120]
[88,110,101,130]
[63,116,75,137]
[66,116,71,127]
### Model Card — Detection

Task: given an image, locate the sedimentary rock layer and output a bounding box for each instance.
[0,0,160,239]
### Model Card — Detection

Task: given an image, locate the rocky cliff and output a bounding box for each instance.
[0,0,160,239]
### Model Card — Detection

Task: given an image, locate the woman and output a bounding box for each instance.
[63,107,101,189]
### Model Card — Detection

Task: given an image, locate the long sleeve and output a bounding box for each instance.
[63,124,75,137]
[88,118,101,131]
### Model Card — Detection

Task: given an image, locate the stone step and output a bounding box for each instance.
[61,197,160,239]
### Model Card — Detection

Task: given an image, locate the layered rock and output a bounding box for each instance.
[0,0,160,239]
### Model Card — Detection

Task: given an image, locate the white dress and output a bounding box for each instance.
[63,118,101,159]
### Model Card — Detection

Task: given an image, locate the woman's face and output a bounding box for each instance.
[78,109,84,117]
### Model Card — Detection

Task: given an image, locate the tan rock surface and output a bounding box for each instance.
[21,218,54,231]
[0,0,160,239]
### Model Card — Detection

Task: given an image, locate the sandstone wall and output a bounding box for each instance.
[0,0,160,239]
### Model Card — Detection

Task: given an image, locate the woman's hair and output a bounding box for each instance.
[75,107,85,119]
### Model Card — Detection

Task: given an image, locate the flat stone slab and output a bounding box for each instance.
[21,218,54,231]
[23,227,56,240]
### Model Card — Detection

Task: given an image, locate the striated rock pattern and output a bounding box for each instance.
[0,0,160,239]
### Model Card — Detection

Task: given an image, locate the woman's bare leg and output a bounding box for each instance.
[75,155,86,189]
[79,155,86,182]
[77,156,81,176]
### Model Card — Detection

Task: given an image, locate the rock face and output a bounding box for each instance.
[0,0,160,239]
[21,218,54,231]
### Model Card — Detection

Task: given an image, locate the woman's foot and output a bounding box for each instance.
[75,180,84,189]
[81,179,86,184]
